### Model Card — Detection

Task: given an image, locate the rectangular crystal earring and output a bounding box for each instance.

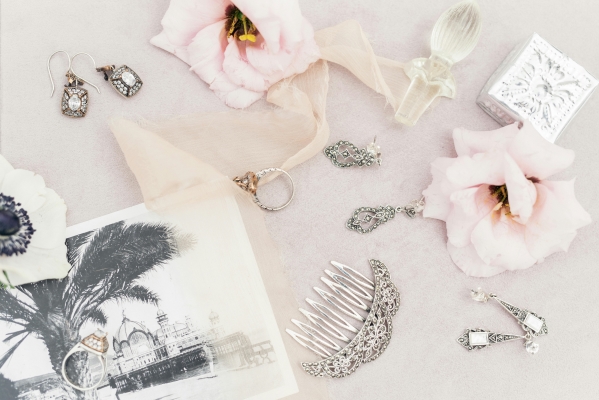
[61,73,88,118]
[97,65,143,97]
[49,51,101,118]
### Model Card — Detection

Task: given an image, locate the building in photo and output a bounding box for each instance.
[107,309,213,393]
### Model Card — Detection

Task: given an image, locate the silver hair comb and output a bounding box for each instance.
[286,259,400,378]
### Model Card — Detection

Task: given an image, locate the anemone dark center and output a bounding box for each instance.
[0,193,35,256]
[225,6,258,42]
[0,209,21,236]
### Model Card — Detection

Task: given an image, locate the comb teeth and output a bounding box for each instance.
[287,261,376,358]
[288,259,400,378]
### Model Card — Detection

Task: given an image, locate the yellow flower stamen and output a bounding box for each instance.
[226,6,258,42]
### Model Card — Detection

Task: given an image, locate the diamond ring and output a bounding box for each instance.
[233,168,295,211]
[61,329,109,391]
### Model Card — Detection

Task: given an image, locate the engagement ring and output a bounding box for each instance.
[233,168,295,211]
[61,329,109,391]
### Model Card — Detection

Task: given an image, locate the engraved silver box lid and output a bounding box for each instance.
[477,33,597,142]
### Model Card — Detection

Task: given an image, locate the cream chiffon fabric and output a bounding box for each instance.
[110,21,412,399]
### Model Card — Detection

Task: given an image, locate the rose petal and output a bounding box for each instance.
[525,180,592,260]
[1,245,70,287]
[453,123,519,157]
[28,189,67,250]
[504,153,537,224]
[542,180,592,229]
[446,152,505,188]
[223,40,269,92]
[508,121,575,179]
[447,242,506,277]
[188,20,228,84]
[1,170,47,212]
[234,0,304,54]
[151,0,231,55]
[446,186,495,248]
[422,157,460,221]
[471,210,537,270]
[246,18,319,81]
[209,71,265,108]
[150,32,192,64]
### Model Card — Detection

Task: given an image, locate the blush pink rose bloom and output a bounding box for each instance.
[423,122,591,277]
[151,0,320,109]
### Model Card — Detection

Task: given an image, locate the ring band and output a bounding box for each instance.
[61,329,109,391]
[233,168,295,211]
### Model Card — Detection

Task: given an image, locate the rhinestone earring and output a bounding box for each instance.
[457,288,548,355]
[324,136,382,168]
[48,51,100,118]
[96,64,143,97]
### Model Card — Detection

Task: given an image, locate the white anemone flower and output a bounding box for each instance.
[0,155,70,287]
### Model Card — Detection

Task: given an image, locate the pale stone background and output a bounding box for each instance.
[1,0,598,399]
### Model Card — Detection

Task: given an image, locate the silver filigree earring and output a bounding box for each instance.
[346,197,425,234]
[457,288,548,355]
[286,259,400,378]
[96,64,143,97]
[324,136,382,168]
[48,51,100,118]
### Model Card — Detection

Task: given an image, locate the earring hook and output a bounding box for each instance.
[70,52,101,94]
[47,50,72,98]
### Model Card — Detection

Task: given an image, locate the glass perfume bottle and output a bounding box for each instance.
[395,0,482,126]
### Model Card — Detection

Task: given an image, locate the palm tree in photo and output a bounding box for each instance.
[0,373,19,399]
[0,220,190,399]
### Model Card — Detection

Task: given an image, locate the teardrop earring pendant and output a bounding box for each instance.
[97,64,143,97]
[457,288,548,355]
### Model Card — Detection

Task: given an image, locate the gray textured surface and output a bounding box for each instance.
[2,1,599,398]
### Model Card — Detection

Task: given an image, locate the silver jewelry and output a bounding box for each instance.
[324,136,382,168]
[48,51,100,118]
[61,329,109,391]
[457,288,548,354]
[233,168,295,211]
[286,259,400,378]
[97,64,143,97]
[347,197,425,234]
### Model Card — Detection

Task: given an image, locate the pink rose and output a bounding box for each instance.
[423,122,591,277]
[151,0,320,109]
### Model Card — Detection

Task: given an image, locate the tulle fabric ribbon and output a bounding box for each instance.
[110,21,412,397]
[112,20,412,182]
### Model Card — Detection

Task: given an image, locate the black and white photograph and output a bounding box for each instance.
[0,204,297,400]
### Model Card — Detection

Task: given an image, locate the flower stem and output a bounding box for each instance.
[0,270,14,289]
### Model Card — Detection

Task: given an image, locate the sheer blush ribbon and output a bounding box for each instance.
[110,21,411,397]
[112,20,412,187]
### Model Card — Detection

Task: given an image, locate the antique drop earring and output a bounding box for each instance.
[324,136,382,168]
[96,63,143,97]
[48,51,100,118]
[457,288,548,355]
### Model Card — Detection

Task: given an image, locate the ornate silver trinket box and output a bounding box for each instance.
[477,33,597,142]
